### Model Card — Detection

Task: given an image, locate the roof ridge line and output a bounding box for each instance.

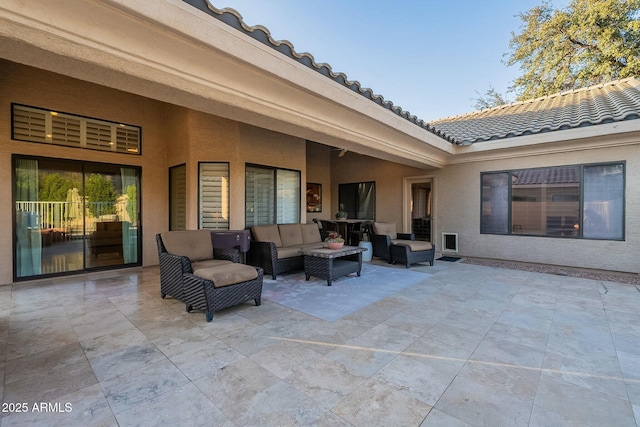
[433,76,640,123]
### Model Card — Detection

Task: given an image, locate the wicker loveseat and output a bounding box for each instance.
[371,222,435,268]
[247,223,325,279]
[156,230,263,322]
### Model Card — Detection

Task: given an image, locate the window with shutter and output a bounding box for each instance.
[199,162,229,230]
[170,164,187,231]
[12,104,141,155]
[12,106,47,143]
[85,121,113,151]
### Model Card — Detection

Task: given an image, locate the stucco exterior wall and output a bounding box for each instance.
[2,59,637,282]
[185,111,307,230]
[0,60,170,284]
[305,142,332,223]
[435,144,640,274]
[0,61,309,284]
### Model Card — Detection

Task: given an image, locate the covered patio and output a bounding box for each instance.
[1,260,638,426]
[0,2,639,424]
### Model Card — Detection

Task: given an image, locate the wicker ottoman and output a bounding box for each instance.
[390,241,435,268]
[185,264,263,322]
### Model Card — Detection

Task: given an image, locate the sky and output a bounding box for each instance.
[214,0,570,122]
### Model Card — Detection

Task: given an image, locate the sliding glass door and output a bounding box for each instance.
[84,163,140,269]
[13,155,141,280]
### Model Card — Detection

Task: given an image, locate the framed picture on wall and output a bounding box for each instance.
[306,183,322,212]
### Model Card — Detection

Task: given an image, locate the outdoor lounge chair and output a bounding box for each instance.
[371,222,435,268]
[156,230,263,321]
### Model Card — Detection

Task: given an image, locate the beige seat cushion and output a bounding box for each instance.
[161,229,213,261]
[279,224,303,247]
[192,259,233,271]
[193,263,258,288]
[392,240,433,252]
[300,223,322,244]
[251,224,283,247]
[298,242,325,251]
[373,222,397,239]
[276,246,304,259]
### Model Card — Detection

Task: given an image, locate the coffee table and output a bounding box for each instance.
[299,245,366,286]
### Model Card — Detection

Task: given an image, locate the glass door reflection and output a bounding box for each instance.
[84,164,139,269]
[14,156,140,280]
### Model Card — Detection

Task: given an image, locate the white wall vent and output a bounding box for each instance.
[442,233,459,253]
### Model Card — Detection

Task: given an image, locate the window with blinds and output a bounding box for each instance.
[12,104,141,154]
[246,164,300,227]
[246,166,275,226]
[276,169,301,224]
[170,164,187,231]
[199,162,229,230]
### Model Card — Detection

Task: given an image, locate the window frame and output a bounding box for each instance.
[245,163,301,227]
[198,162,230,230]
[11,103,142,155]
[169,164,186,231]
[12,154,143,281]
[338,181,376,220]
[480,161,625,241]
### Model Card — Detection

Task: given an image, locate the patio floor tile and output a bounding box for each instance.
[1,259,639,426]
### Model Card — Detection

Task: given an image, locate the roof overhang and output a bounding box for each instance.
[0,0,453,169]
[449,119,640,163]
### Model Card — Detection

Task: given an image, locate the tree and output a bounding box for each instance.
[125,184,137,224]
[85,173,118,218]
[39,173,80,201]
[472,86,510,110]
[506,0,640,100]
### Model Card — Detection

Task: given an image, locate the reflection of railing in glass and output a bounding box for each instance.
[16,200,132,236]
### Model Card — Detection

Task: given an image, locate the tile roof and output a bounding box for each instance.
[430,78,640,145]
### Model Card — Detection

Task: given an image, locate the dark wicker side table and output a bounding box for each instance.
[299,246,366,286]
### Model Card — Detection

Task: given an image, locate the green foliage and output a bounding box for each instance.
[85,173,118,218]
[39,173,80,202]
[507,0,640,100]
[125,184,137,223]
[472,86,510,110]
[15,169,37,201]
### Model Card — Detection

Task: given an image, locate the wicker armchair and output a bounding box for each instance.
[156,231,239,302]
[156,231,262,321]
[371,222,412,262]
[371,222,434,268]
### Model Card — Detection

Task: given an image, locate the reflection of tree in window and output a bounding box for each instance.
[85,173,117,218]
[39,173,80,201]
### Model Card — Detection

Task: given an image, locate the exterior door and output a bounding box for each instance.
[403,175,434,242]
[13,155,141,280]
[411,182,431,241]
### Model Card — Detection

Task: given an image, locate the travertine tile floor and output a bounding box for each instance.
[0,260,639,426]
